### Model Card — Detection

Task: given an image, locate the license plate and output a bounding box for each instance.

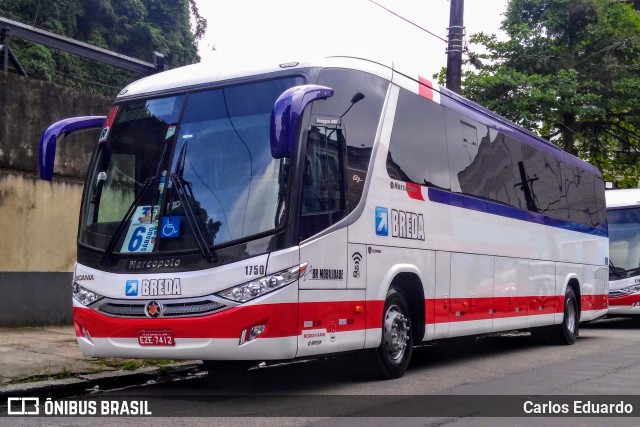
[137,330,175,346]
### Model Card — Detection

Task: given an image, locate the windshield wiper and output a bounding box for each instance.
[168,142,215,262]
[609,259,622,278]
[170,174,215,262]
[615,265,640,277]
[101,177,157,266]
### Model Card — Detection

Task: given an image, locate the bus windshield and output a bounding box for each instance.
[79,76,303,256]
[608,206,640,278]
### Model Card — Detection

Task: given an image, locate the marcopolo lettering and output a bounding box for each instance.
[141,278,182,296]
[391,209,425,240]
[128,259,181,270]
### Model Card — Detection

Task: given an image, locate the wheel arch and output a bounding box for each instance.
[558,273,581,322]
[370,264,426,345]
[390,272,426,344]
[566,277,581,321]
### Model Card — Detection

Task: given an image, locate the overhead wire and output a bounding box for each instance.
[366,0,448,43]
[366,0,480,65]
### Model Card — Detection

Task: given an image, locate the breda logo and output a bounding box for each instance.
[391,209,425,240]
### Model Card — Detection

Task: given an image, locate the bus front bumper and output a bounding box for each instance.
[73,304,299,360]
[608,293,640,316]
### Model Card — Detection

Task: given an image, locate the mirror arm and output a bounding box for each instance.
[38,116,106,181]
[270,85,334,159]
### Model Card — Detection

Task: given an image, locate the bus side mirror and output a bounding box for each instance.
[270,85,334,159]
[38,116,106,181]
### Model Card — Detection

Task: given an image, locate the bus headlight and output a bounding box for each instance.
[217,263,308,303]
[73,283,103,306]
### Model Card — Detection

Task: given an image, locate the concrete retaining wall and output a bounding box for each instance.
[0,272,73,327]
[0,73,113,326]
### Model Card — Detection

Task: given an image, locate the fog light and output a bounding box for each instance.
[239,324,266,345]
[249,324,266,340]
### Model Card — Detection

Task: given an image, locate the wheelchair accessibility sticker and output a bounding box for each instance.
[161,216,181,238]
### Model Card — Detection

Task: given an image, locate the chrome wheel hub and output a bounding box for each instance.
[383,304,410,361]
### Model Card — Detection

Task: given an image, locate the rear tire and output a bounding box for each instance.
[551,286,580,345]
[366,287,413,379]
[543,287,579,345]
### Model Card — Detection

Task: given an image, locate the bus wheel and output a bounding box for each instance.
[368,287,413,379]
[548,287,579,345]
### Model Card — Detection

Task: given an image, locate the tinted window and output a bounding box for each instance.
[301,126,345,215]
[386,89,450,189]
[520,144,568,220]
[313,68,388,211]
[457,130,526,208]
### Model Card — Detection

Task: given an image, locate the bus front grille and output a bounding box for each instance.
[94,296,227,318]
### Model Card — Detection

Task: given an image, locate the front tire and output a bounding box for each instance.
[367,287,413,379]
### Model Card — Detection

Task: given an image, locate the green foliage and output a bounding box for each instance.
[1,0,206,97]
[444,0,640,187]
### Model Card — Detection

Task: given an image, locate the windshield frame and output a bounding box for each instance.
[608,205,640,280]
[77,72,309,269]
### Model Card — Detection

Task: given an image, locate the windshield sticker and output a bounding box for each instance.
[121,206,159,253]
[136,205,158,224]
[158,175,166,195]
[165,125,176,140]
[161,216,181,238]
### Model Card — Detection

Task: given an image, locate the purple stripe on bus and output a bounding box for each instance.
[427,187,608,238]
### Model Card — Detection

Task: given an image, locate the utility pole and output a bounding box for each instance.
[446,0,464,93]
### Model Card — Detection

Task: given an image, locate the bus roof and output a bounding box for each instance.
[116,54,600,177]
[606,188,640,208]
[115,55,393,100]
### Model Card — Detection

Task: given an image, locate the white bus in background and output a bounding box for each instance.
[607,189,640,316]
[38,55,609,379]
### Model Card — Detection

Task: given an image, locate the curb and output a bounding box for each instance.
[0,362,202,398]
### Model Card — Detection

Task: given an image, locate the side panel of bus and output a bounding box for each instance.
[349,74,607,349]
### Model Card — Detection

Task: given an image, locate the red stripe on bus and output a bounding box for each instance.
[430,296,562,323]
[582,294,608,311]
[607,294,639,307]
[74,303,298,339]
[418,76,434,100]
[298,300,368,333]
[75,294,607,339]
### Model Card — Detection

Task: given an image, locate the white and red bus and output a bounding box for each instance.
[606,188,640,316]
[39,56,608,379]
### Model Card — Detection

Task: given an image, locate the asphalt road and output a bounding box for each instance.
[7,317,640,426]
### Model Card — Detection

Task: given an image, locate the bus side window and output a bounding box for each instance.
[386,88,450,190]
[521,144,568,221]
[313,68,388,211]
[299,126,347,241]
